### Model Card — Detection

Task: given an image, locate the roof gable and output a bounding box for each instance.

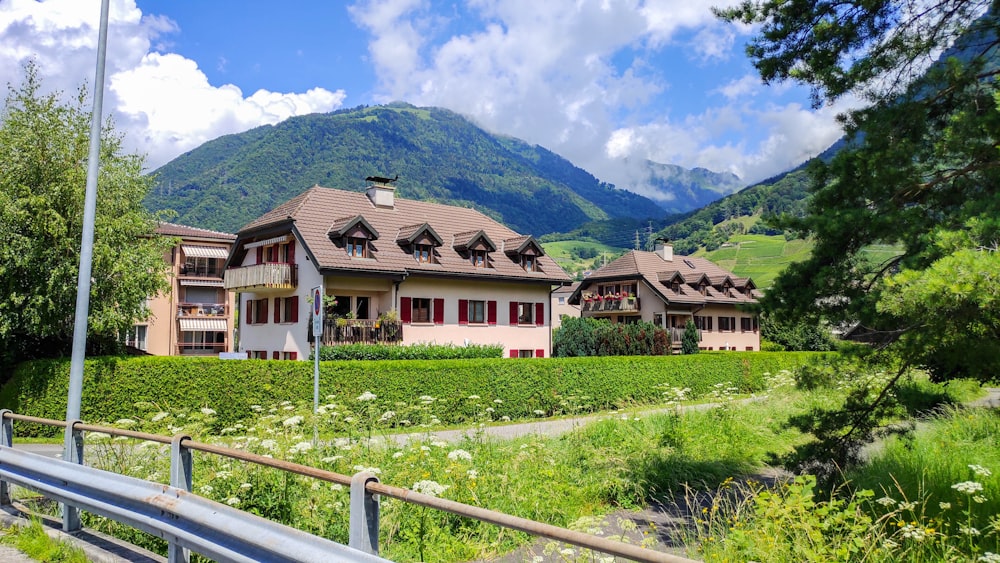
[396,223,443,246]
[453,229,497,253]
[329,215,380,240]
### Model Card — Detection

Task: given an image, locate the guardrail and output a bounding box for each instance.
[0,411,697,563]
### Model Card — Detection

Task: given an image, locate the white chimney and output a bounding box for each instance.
[365,176,397,209]
[654,240,673,262]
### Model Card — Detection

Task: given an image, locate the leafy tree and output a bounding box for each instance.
[681,320,700,354]
[718,1,1000,382]
[553,316,668,357]
[0,62,171,371]
[759,313,837,352]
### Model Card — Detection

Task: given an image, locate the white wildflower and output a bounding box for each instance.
[283,415,304,427]
[240,483,252,490]
[260,439,277,451]
[467,469,479,479]
[412,480,449,497]
[199,485,214,495]
[289,441,313,454]
[493,399,503,404]
[151,412,170,422]
[321,456,344,463]
[448,449,473,461]
[969,464,992,477]
[960,526,981,536]
[938,502,951,510]
[200,408,216,416]
[379,411,396,422]
[467,395,480,400]
[978,553,1000,563]
[115,418,136,427]
[226,497,240,506]
[431,440,448,448]
[392,451,404,458]
[352,465,382,475]
[952,481,984,494]
[357,391,377,402]
[876,496,896,507]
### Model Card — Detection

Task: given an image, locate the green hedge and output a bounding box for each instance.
[0,352,832,436]
[316,342,504,361]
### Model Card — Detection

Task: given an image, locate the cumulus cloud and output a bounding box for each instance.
[349,0,854,198]
[0,0,345,170]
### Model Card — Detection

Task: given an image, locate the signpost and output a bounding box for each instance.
[312,286,322,445]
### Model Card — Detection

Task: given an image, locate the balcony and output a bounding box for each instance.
[224,263,297,291]
[177,303,229,318]
[321,319,403,346]
[581,296,640,313]
[177,342,227,356]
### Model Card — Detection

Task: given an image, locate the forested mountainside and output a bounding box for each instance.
[145,103,738,236]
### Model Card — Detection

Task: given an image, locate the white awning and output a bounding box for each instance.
[182,245,229,259]
[179,318,228,332]
[243,235,290,250]
[179,279,224,287]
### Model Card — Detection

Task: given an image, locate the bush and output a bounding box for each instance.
[554,317,669,357]
[0,352,831,437]
[682,320,700,354]
[316,343,503,361]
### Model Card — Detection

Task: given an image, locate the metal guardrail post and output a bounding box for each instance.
[63,419,84,532]
[169,434,192,563]
[0,410,12,505]
[349,471,380,555]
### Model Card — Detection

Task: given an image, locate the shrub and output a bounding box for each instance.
[316,343,503,361]
[554,317,669,357]
[0,352,831,437]
[682,320,700,354]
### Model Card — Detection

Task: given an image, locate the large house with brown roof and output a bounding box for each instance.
[122,223,236,356]
[223,178,572,359]
[568,241,761,351]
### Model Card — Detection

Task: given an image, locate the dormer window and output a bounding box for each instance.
[699,282,708,296]
[414,244,434,263]
[671,281,680,292]
[472,249,489,268]
[521,254,536,272]
[347,237,367,258]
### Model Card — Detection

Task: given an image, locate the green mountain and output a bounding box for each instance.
[644,162,744,214]
[145,103,677,236]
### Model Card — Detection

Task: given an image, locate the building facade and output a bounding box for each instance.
[224,179,572,359]
[123,223,237,356]
[568,242,761,351]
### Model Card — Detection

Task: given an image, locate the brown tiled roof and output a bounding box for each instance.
[237,186,571,283]
[453,229,497,252]
[156,222,236,241]
[581,250,757,307]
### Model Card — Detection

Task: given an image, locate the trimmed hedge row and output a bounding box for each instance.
[0,352,832,436]
[316,343,504,361]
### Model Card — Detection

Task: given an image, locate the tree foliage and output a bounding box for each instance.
[0,62,171,370]
[681,319,700,354]
[719,0,1000,382]
[553,316,669,357]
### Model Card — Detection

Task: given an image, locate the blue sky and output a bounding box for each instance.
[0,0,858,202]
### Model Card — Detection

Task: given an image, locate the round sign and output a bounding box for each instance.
[313,289,322,315]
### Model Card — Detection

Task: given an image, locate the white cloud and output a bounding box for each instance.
[0,0,346,170]
[350,0,853,200]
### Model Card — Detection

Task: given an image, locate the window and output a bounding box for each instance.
[256,241,295,265]
[274,296,299,324]
[521,254,537,272]
[183,257,223,277]
[653,313,663,328]
[122,325,147,351]
[468,300,485,323]
[719,316,737,332]
[249,350,268,359]
[557,296,566,305]
[518,302,533,324]
[693,315,712,331]
[181,331,224,353]
[414,244,434,263]
[741,317,759,332]
[282,351,298,360]
[518,349,534,358]
[346,237,367,258]
[247,298,268,325]
[471,249,489,268]
[412,298,431,323]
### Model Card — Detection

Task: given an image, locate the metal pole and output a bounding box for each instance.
[66,0,110,424]
[311,286,322,446]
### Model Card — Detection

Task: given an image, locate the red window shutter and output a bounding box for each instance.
[272,351,279,360]
[256,247,263,264]
[509,349,518,358]
[487,300,497,325]
[535,302,544,326]
[290,296,299,323]
[291,351,298,360]
[246,300,252,324]
[458,299,468,325]
[433,298,444,325]
[536,349,544,358]
[509,302,519,326]
[273,298,280,323]
[400,297,411,323]
[246,351,251,359]
[260,299,268,324]
[287,239,295,264]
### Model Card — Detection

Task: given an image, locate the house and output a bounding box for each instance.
[223,178,572,359]
[122,223,237,355]
[551,281,580,330]
[567,241,761,351]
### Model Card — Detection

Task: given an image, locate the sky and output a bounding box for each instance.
[0,0,860,202]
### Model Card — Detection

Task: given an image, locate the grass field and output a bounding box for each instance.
[541,240,626,277]
[695,234,814,288]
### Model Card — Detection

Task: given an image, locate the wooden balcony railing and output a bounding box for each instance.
[224,263,297,290]
[321,319,403,346]
[177,303,229,317]
[581,297,640,313]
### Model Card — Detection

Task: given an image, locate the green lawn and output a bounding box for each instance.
[695,234,814,288]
